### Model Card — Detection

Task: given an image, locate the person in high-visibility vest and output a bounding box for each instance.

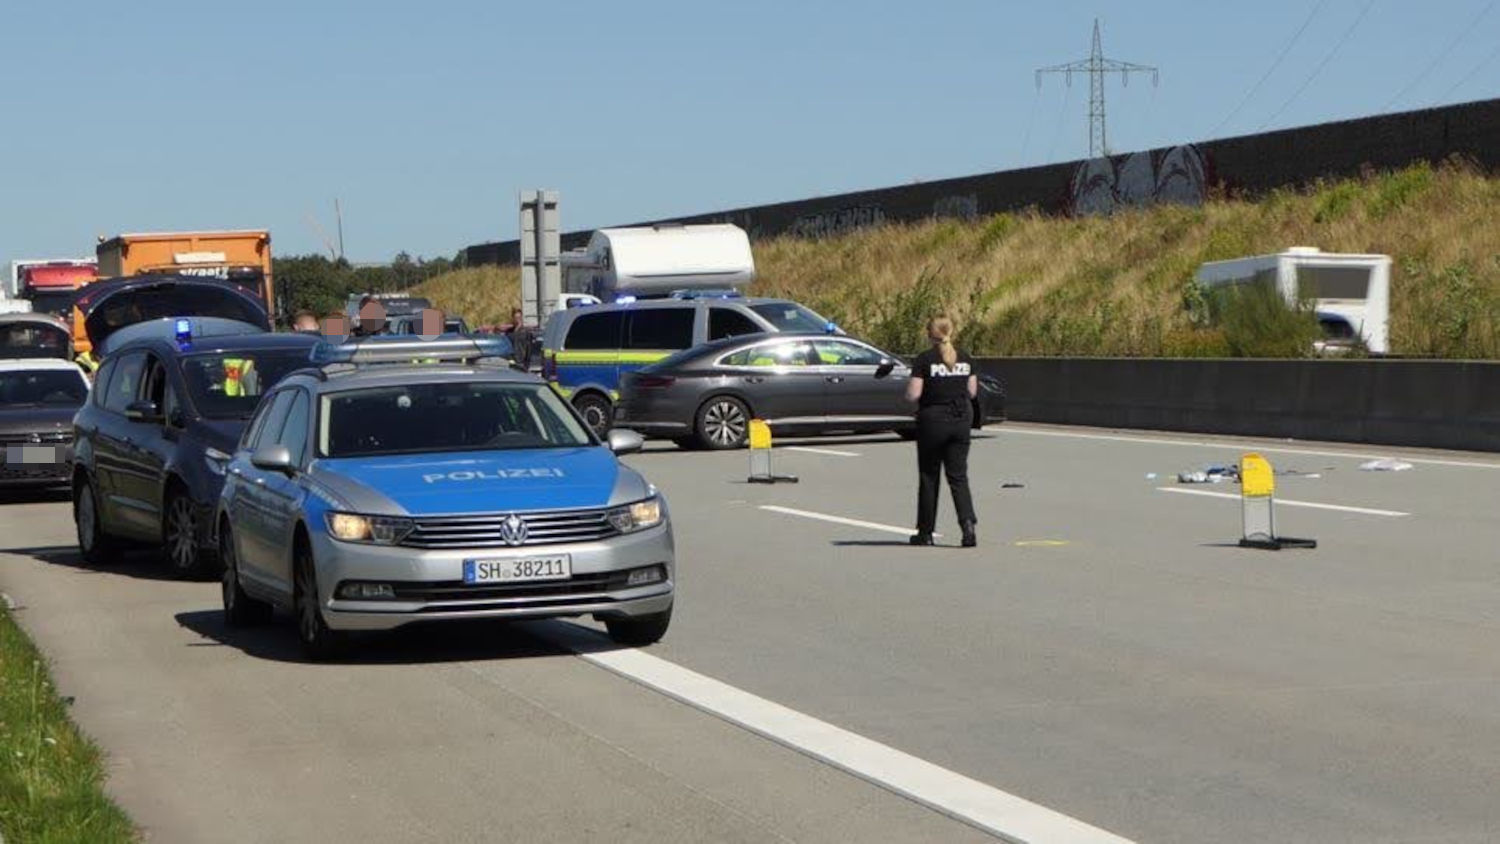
[75,349,99,375]
[222,358,257,397]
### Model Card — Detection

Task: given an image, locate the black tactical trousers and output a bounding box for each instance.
[915,403,976,535]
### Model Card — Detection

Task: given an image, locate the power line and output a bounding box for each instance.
[1207,0,1331,139]
[1382,0,1495,111]
[1259,0,1375,130]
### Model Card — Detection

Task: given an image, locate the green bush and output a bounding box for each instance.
[1206,282,1322,358]
[1366,163,1434,219]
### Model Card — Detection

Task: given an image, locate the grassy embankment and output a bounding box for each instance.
[0,607,135,843]
[416,162,1500,358]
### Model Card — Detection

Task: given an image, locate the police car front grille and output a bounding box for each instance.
[0,431,71,445]
[391,571,632,606]
[402,509,620,549]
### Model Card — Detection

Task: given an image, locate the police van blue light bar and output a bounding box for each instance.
[311,335,513,366]
[669,289,742,300]
[174,318,192,346]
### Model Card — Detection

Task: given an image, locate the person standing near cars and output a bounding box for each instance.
[906,314,978,548]
[506,306,535,371]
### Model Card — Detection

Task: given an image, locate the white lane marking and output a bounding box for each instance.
[1157,487,1411,517]
[994,426,1500,470]
[784,446,862,457]
[574,644,1135,844]
[758,505,932,537]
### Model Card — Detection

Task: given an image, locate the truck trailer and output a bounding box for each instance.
[10,259,97,319]
[95,230,275,313]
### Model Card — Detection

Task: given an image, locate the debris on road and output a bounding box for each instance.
[1360,459,1414,472]
[1177,465,1238,484]
[1000,482,1025,489]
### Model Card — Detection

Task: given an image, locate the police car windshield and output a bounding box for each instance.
[181,350,316,419]
[748,303,830,333]
[318,381,592,458]
[0,370,87,407]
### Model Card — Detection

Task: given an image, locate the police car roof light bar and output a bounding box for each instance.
[311,336,512,367]
[669,289,742,300]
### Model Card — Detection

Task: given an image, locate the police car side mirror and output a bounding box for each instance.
[874,361,896,379]
[251,444,296,475]
[606,429,644,456]
[125,400,163,424]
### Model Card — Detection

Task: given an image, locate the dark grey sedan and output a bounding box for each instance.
[617,332,1001,450]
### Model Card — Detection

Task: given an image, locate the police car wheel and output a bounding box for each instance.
[696,396,750,450]
[221,523,272,628]
[605,605,672,646]
[573,394,613,437]
[164,492,211,579]
[294,547,349,661]
[74,477,118,566]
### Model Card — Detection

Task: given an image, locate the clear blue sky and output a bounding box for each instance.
[2,0,1496,269]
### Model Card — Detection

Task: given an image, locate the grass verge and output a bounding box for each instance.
[0,606,135,843]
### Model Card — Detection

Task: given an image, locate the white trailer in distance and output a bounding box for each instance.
[559,223,755,308]
[1194,247,1392,355]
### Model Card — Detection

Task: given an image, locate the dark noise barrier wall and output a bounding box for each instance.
[463,97,1500,266]
[976,358,1500,453]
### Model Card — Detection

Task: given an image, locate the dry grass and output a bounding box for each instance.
[412,265,519,329]
[418,162,1500,357]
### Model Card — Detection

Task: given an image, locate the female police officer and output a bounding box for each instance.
[906,314,978,548]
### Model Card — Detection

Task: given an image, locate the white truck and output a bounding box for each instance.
[1194,247,1392,355]
[557,223,755,312]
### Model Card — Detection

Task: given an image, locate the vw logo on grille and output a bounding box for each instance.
[498,514,529,547]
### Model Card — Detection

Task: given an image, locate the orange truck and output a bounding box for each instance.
[74,230,276,355]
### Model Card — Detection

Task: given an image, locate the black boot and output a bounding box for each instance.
[909,532,934,546]
[960,521,977,548]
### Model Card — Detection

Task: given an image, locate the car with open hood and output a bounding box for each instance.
[215,336,674,659]
[72,273,271,359]
[72,317,320,577]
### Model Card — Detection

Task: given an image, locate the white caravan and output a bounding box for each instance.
[1194,247,1392,354]
[560,223,755,305]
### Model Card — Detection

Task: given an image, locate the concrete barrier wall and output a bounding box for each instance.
[975,358,1500,453]
[464,98,1500,265]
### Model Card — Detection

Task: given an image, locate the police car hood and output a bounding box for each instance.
[312,447,642,515]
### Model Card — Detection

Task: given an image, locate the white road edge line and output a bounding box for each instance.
[1157,486,1411,517]
[758,505,932,537]
[784,446,862,457]
[993,426,1500,470]
[575,645,1135,844]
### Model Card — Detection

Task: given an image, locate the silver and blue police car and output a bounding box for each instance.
[215,336,674,659]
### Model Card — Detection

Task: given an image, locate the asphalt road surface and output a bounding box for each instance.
[3,422,1499,843]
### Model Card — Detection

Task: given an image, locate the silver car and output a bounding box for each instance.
[215,337,674,659]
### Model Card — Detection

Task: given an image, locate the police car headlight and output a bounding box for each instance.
[608,496,662,533]
[204,447,231,477]
[325,512,414,544]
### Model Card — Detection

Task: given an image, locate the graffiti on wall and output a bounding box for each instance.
[788,205,888,239]
[932,194,980,221]
[1071,145,1208,216]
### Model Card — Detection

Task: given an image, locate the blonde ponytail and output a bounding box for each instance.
[927,314,958,368]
